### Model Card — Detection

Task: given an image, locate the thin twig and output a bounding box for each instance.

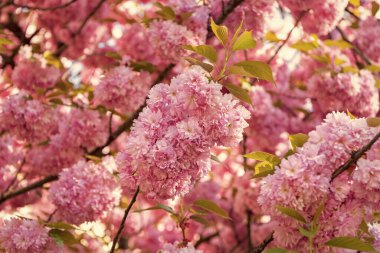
[331,131,380,181]
[109,186,140,253]
[2,158,25,194]
[12,0,77,11]
[0,175,58,204]
[267,10,309,64]
[247,210,253,252]
[195,231,220,248]
[251,232,274,253]
[335,26,371,65]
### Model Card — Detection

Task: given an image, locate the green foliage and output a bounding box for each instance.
[189,215,209,226]
[289,133,309,151]
[210,18,228,47]
[253,161,276,178]
[232,61,275,82]
[45,222,77,231]
[223,83,252,104]
[129,61,156,73]
[367,117,380,127]
[185,57,213,72]
[325,237,377,252]
[48,229,77,246]
[323,39,352,49]
[232,31,256,52]
[183,45,217,63]
[193,199,230,219]
[105,51,122,61]
[372,2,379,16]
[276,206,307,223]
[154,3,176,20]
[265,31,282,42]
[291,41,319,52]
[135,203,177,215]
[365,65,380,73]
[244,151,281,165]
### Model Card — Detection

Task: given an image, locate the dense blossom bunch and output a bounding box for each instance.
[259,112,379,250]
[11,58,60,95]
[0,218,61,253]
[93,66,152,114]
[279,0,348,35]
[148,20,203,65]
[57,108,108,150]
[117,66,250,200]
[369,223,380,250]
[0,93,58,143]
[49,158,121,225]
[308,70,379,117]
[0,136,23,192]
[159,242,203,253]
[354,16,380,64]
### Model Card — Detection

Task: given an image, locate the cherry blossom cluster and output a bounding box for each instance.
[117,66,250,200]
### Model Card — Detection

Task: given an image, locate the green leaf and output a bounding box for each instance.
[193,199,230,219]
[211,154,221,163]
[154,3,176,20]
[231,19,244,45]
[211,18,228,47]
[372,2,379,16]
[367,117,380,127]
[325,237,377,252]
[0,37,13,45]
[299,227,316,238]
[324,39,352,49]
[84,154,102,163]
[185,57,213,72]
[342,66,359,73]
[291,41,318,52]
[365,65,380,73]
[105,51,122,61]
[223,83,252,104]
[48,229,77,246]
[233,61,275,82]
[183,45,217,63]
[253,161,275,178]
[289,133,309,150]
[45,222,77,231]
[359,220,370,235]
[347,110,356,119]
[129,61,156,73]
[232,30,256,52]
[264,248,288,253]
[189,215,209,226]
[277,206,307,223]
[349,0,360,7]
[135,203,177,215]
[244,151,281,165]
[265,31,282,42]
[311,203,324,230]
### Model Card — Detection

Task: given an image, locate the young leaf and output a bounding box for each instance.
[291,42,318,52]
[324,39,352,49]
[183,45,217,63]
[289,133,309,150]
[185,57,213,72]
[265,31,282,42]
[129,61,156,73]
[311,203,324,230]
[276,206,307,223]
[134,203,177,216]
[244,151,281,165]
[349,0,360,7]
[231,19,244,45]
[372,2,379,16]
[233,61,275,82]
[105,51,122,61]
[193,199,230,219]
[154,3,176,20]
[264,248,288,253]
[325,237,377,252]
[189,215,209,226]
[210,18,228,47]
[299,227,316,238]
[0,37,13,45]
[232,30,256,52]
[365,65,380,73]
[45,222,77,231]
[253,161,275,178]
[223,83,252,104]
[48,229,77,246]
[211,154,221,163]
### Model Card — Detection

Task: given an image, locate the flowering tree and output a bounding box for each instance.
[0,0,380,252]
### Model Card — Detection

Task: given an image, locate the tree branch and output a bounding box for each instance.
[247,210,253,252]
[251,231,274,253]
[0,175,58,204]
[11,0,77,11]
[109,186,140,253]
[267,10,308,64]
[335,26,372,65]
[195,231,220,248]
[331,131,380,181]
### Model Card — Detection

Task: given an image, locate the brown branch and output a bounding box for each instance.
[2,158,25,194]
[247,210,253,252]
[195,231,220,248]
[251,231,274,253]
[11,0,77,11]
[0,174,58,204]
[267,10,308,64]
[331,131,380,181]
[206,0,245,39]
[335,26,371,65]
[109,186,140,253]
